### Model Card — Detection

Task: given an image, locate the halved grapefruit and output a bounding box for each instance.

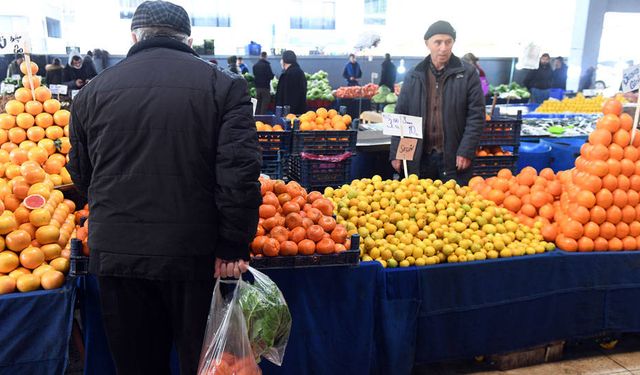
[23,194,46,210]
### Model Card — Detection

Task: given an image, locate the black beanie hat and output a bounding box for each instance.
[282,50,297,64]
[424,20,456,41]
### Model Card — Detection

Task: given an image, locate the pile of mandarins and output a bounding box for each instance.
[251,177,350,257]
[472,99,640,252]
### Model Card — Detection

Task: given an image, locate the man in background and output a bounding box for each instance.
[379,53,396,91]
[68,1,261,373]
[237,56,249,74]
[389,20,485,185]
[343,53,362,86]
[253,51,274,115]
[275,50,307,114]
[524,53,553,103]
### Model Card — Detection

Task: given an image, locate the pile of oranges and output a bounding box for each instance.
[255,121,285,132]
[476,146,513,157]
[251,177,350,257]
[296,108,352,131]
[0,61,75,294]
[473,99,640,252]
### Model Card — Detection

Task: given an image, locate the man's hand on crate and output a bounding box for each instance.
[391,159,401,173]
[456,156,471,171]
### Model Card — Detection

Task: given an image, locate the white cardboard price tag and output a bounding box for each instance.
[0,33,26,54]
[71,90,80,99]
[1,83,15,94]
[622,64,640,93]
[50,84,68,95]
[382,113,423,139]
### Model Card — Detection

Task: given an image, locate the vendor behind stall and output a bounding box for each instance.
[63,54,97,90]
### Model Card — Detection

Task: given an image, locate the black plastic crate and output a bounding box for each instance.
[472,154,519,178]
[479,115,522,147]
[255,115,292,157]
[250,235,360,269]
[261,152,287,180]
[290,129,357,155]
[287,154,352,191]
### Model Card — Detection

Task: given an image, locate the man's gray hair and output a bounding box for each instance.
[133,26,189,44]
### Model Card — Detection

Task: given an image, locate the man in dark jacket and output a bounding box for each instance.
[552,56,568,90]
[343,54,362,86]
[237,56,249,74]
[63,54,97,90]
[45,58,64,85]
[379,53,396,90]
[275,50,307,114]
[389,20,485,185]
[523,53,553,103]
[67,1,261,373]
[253,51,274,114]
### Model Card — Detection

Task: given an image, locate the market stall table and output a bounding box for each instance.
[0,280,76,374]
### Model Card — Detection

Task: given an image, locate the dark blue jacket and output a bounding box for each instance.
[343,61,362,85]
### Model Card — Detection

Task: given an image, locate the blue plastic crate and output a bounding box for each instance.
[480,115,522,147]
[255,115,292,157]
[287,154,352,191]
[261,152,287,180]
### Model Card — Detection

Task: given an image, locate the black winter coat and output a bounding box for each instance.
[380,60,397,91]
[552,66,568,90]
[275,63,307,114]
[252,59,274,89]
[62,63,96,90]
[524,64,553,90]
[389,55,485,178]
[67,37,262,281]
[379,59,397,90]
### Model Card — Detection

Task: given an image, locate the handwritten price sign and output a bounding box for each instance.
[0,33,25,54]
[382,113,423,139]
[622,64,640,93]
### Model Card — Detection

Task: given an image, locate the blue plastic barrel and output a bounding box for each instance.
[517,140,552,173]
[541,136,587,172]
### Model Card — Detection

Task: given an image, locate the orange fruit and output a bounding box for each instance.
[6,229,32,252]
[19,140,36,151]
[618,175,631,191]
[23,167,46,185]
[620,159,635,177]
[616,222,630,238]
[24,100,43,116]
[5,100,25,116]
[589,128,612,146]
[8,128,26,144]
[34,87,52,103]
[34,113,53,128]
[595,189,613,209]
[602,99,622,116]
[629,222,640,237]
[13,206,30,225]
[19,247,44,269]
[503,195,522,213]
[620,113,633,132]
[597,114,620,132]
[602,174,618,191]
[38,139,56,155]
[607,159,621,176]
[9,148,28,165]
[0,113,16,130]
[26,126,45,142]
[40,269,64,290]
[49,257,69,273]
[556,234,577,252]
[563,220,584,240]
[600,222,616,240]
[613,129,631,147]
[14,87,32,103]
[576,190,596,209]
[0,251,19,273]
[624,146,639,162]
[594,237,609,251]
[583,222,600,240]
[608,238,623,251]
[622,237,637,251]
[35,225,60,245]
[621,206,636,224]
[487,189,505,205]
[57,137,71,154]
[53,110,70,126]
[42,99,61,115]
[29,208,52,227]
[27,147,48,165]
[45,126,63,140]
[612,189,628,208]
[20,61,38,75]
[607,205,622,224]
[609,144,624,160]
[43,159,63,175]
[577,237,594,252]
[22,75,41,90]
[41,244,62,261]
[16,273,40,292]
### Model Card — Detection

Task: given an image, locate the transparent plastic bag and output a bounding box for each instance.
[197,279,262,375]
[238,267,292,366]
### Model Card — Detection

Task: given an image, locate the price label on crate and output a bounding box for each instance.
[622,64,640,93]
[382,113,423,139]
[395,137,417,161]
[1,82,15,94]
[49,84,68,95]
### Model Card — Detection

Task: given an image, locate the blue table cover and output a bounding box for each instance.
[79,251,640,375]
[0,280,76,375]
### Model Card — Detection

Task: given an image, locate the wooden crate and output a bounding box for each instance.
[488,341,565,371]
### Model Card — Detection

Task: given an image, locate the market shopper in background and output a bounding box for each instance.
[343,53,362,86]
[552,56,568,90]
[67,1,261,373]
[63,55,97,90]
[227,55,239,74]
[379,53,396,91]
[578,66,596,92]
[523,53,553,103]
[237,56,249,74]
[83,50,99,78]
[462,53,489,96]
[5,54,24,78]
[45,58,64,85]
[275,50,307,114]
[253,51,275,115]
[389,20,485,185]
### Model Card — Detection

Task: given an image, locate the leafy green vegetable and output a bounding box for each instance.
[238,274,291,364]
[383,104,396,113]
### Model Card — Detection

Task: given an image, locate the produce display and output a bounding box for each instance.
[244,73,257,98]
[255,121,285,132]
[520,117,597,137]
[0,62,75,294]
[305,71,334,101]
[371,85,398,105]
[489,82,530,100]
[334,83,378,99]
[476,146,513,157]
[474,99,640,252]
[251,177,350,258]
[326,175,555,268]
[295,108,353,131]
[535,94,627,114]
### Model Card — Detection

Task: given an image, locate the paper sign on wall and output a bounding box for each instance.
[382,113,423,139]
[0,33,25,54]
[395,138,417,161]
[49,84,68,95]
[622,64,640,93]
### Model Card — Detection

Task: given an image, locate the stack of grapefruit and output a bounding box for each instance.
[251,177,350,257]
[473,99,640,252]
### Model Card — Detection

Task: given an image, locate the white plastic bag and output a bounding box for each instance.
[239,267,291,366]
[197,279,262,375]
